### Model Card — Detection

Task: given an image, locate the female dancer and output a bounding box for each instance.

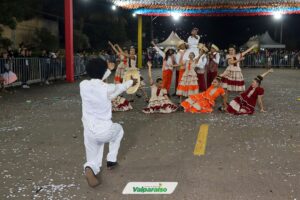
[176,52,199,101]
[226,69,273,115]
[181,76,227,113]
[108,42,133,111]
[152,41,176,93]
[143,61,178,114]
[221,44,258,93]
[174,40,187,96]
[108,41,128,83]
[115,44,148,102]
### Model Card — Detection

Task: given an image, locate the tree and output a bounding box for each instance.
[0,0,40,47]
[32,28,59,51]
[74,30,90,51]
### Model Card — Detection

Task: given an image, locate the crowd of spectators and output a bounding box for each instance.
[1,43,299,92]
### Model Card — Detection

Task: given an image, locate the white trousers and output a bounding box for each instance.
[83,123,124,175]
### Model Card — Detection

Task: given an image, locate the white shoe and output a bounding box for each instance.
[45,81,50,85]
[22,85,30,89]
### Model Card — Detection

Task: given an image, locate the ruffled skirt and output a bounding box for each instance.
[181,93,215,113]
[143,97,178,114]
[112,96,133,112]
[176,70,199,97]
[227,96,255,115]
[222,65,245,92]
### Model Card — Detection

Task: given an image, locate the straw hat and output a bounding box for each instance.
[198,43,205,49]
[211,44,219,52]
[198,43,209,52]
[177,40,186,48]
[123,68,141,94]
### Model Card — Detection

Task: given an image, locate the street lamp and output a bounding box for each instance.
[111,5,117,10]
[273,12,283,43]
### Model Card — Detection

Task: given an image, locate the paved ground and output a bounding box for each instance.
[0,68,299,200]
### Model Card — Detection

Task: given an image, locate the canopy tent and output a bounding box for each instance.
[107,0,300,16]
[157,31,183,48]
[242,31,286,49]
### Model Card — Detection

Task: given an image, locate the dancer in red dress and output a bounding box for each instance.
[226,69,273,115]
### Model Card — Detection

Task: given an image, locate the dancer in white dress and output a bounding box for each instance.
[143,61,178,114]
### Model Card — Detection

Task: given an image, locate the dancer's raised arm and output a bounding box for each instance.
[147,61,154,85]
[260,68,274,78]
[115,44,131,58]
[151,41,165,58]
[241,44,258,57]
[108,41,120,55]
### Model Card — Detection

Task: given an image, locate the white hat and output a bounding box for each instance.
[211,44,219,52]
[198,43,208,52]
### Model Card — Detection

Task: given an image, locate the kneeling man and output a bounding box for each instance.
[80,58,137,187]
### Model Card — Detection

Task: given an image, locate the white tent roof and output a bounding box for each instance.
[157,31,183,47]
[242,31,285,49]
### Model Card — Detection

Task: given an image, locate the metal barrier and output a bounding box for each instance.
[241,53,299,68]
[0,57,86,87]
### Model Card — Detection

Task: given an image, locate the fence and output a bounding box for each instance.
[148,52,299,69]
[240,53,299,68]
[0,56,87,87]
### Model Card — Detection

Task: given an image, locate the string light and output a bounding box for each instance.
[107,0,300,16]
[273,12,283,20]
[171,12,181,20]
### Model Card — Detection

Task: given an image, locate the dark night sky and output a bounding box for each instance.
[152,15,300,49]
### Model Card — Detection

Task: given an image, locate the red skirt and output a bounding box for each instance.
[162,69,173,92]
[227,96,255,115]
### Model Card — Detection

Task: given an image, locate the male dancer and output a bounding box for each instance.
[184,28,200,61]
[207,44,220,87]
[80,58,137,187]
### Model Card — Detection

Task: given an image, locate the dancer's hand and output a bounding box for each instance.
[224,104,228,111]
[131,75,138,86]
[147,61,152,68]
